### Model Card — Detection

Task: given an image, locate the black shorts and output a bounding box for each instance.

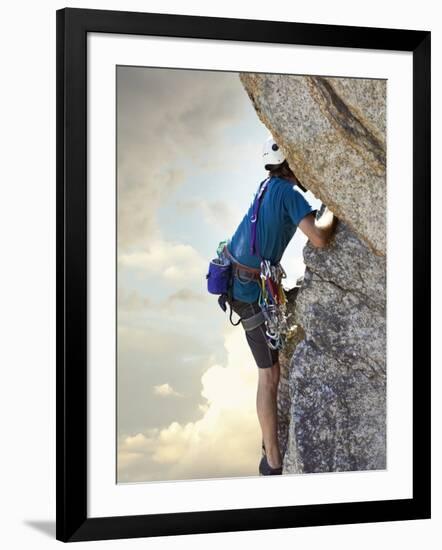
[229,298,279,369]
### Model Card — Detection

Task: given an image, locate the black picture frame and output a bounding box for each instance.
[56,7,431,543]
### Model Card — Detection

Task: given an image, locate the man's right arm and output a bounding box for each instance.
[298,207,338,248]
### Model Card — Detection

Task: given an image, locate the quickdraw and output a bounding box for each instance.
[258,259,291,350]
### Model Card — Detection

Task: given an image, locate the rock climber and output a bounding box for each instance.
[225,135,338,475]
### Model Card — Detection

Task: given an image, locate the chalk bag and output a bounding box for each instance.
[206,258,232,295]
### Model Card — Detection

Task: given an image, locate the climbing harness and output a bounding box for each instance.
[222,244,263,330]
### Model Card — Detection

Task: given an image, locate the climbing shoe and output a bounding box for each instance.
[259,454,282,475]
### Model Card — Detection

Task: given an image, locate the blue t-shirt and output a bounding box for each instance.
[226,176,316,303]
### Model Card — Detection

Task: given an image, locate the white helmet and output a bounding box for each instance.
[262,135,285,169]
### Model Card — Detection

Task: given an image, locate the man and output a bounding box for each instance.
[225,135,337,475]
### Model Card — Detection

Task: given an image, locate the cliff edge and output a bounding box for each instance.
[240,73,387,473]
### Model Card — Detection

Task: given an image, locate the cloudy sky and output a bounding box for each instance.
[116,66,321,483]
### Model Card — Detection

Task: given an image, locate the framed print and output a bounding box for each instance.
[56,7,431,542]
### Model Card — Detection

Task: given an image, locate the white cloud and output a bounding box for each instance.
[118,326,262,481]
[166,288,205,303]
[177,198,241,234]
[118,288,151,312]
[119,239,207,286]
[153,383,182,398]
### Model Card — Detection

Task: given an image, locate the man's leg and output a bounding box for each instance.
[227,298,282,469]
[256,360,281,469]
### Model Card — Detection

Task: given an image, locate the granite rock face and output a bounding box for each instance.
[282,221,386,473]
[239,73,386,256]
[240,73,387,473]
